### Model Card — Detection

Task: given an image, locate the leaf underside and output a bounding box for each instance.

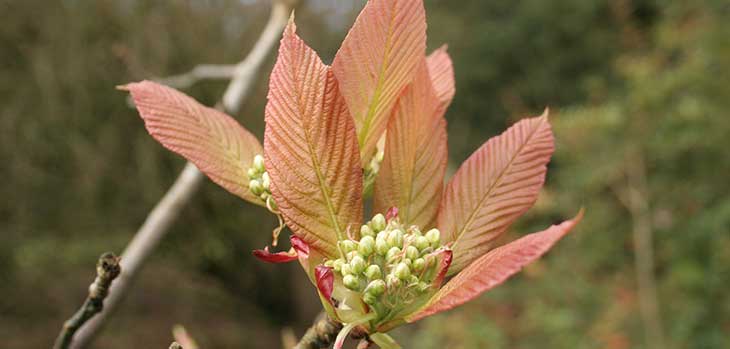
[124,80,263,205]
[264,21,363,259]
[373,58,447,228]
[406,210,583,322]
[438,112,554,274]
[332,0,427,165]
[426,45,455,113]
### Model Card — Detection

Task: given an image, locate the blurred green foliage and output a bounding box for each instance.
[1,0,728,348]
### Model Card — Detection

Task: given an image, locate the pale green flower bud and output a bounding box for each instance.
[409,225,422,236]
[405,245,419,260]
[340,240,357,254]
[332,259,344,272]
[371,213,386,231]
[365,264,382,280]
[261,172,271,190]
[376,231,388,241]
[420,247,433,256]
[394,262,411,280]
[249,179,263,195]
[340,263,353,276]
[414,236,430,250]
[387,229,404,248]
[347,250,359,261]
[404,258,414,267]
[416,282,430,293]
[375,237,389,255]
[408,275,419,285]
[253,154,265,173]
[363,292,377,305]
[358,236,375,256]
[343,274,359,290]
[360,225,375,237]
[425,228,441,246]
[365,279,386,296]
[350,255,366,274]
[247,168,257,178]
[386,247,401,262]
[386,274,401,289]
[260,192,270,201]
[413,258,426,272]
[324,260,334,268]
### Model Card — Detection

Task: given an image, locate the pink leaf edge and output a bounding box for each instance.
[407,209,584,322]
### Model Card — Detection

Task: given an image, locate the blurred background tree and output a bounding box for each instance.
[1,0,727,348]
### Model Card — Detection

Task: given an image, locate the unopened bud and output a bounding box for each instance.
[363,292,377,305]
[386,274,401,289]
[324,260,334,267]
[247,168,257,178]
[386,247,401,262]
[405,245,419,260]
[408,275,419,285]
[332,259,344,272]
[414,236,430,250]
[371,213,386,232]
[375,237,389,255]
[394,262,411,280]
[343,274,359,290]
[365,279,386,296]
[409,225,422,236]
[387,229,404,248]
[249,179,263,195]
[425,228,441,246]
[365,265,382,280]
[253,155,265,173]
[358,236,375,256]
[350,255,366,274]
[340,263,353,276]
[340,240,357,254]
[413,258,426,272]
[360,225,375,237]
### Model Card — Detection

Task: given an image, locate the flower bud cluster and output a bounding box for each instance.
[323,212,447,318]
[247,155,276,208]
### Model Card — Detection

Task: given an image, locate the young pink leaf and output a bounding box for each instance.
[264,20,363,259]
[252,246,298,263]
[290,235,310,259]
[315,265,335,306]
[122,81,264,205]
[406,210,583,322]
[332,0,427,165]
[431,249,452,288]
[438,111,554,273]
[373,59,448,228]
[426,45,455,112]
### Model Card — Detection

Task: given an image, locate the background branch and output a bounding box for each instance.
[69,2,295,348]
[53,253,121,349]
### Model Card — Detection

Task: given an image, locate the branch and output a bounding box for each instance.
[157,64,236,89]
[69,1,296,348]
[53,253,121,349]
[294,314,343,349]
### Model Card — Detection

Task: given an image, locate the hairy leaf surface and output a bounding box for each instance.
[439,112,554,273]
[407,211,582,322]
[426,45,455,112]
[123,81,263,205]
[264,21,363,259]
[373,58,447,228]
[332,0,426,165]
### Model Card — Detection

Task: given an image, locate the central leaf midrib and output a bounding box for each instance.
[357,0,398,152]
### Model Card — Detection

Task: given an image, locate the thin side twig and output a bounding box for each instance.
[53,253,122,349]
[158,64,236,89]
[69,1,295,348]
